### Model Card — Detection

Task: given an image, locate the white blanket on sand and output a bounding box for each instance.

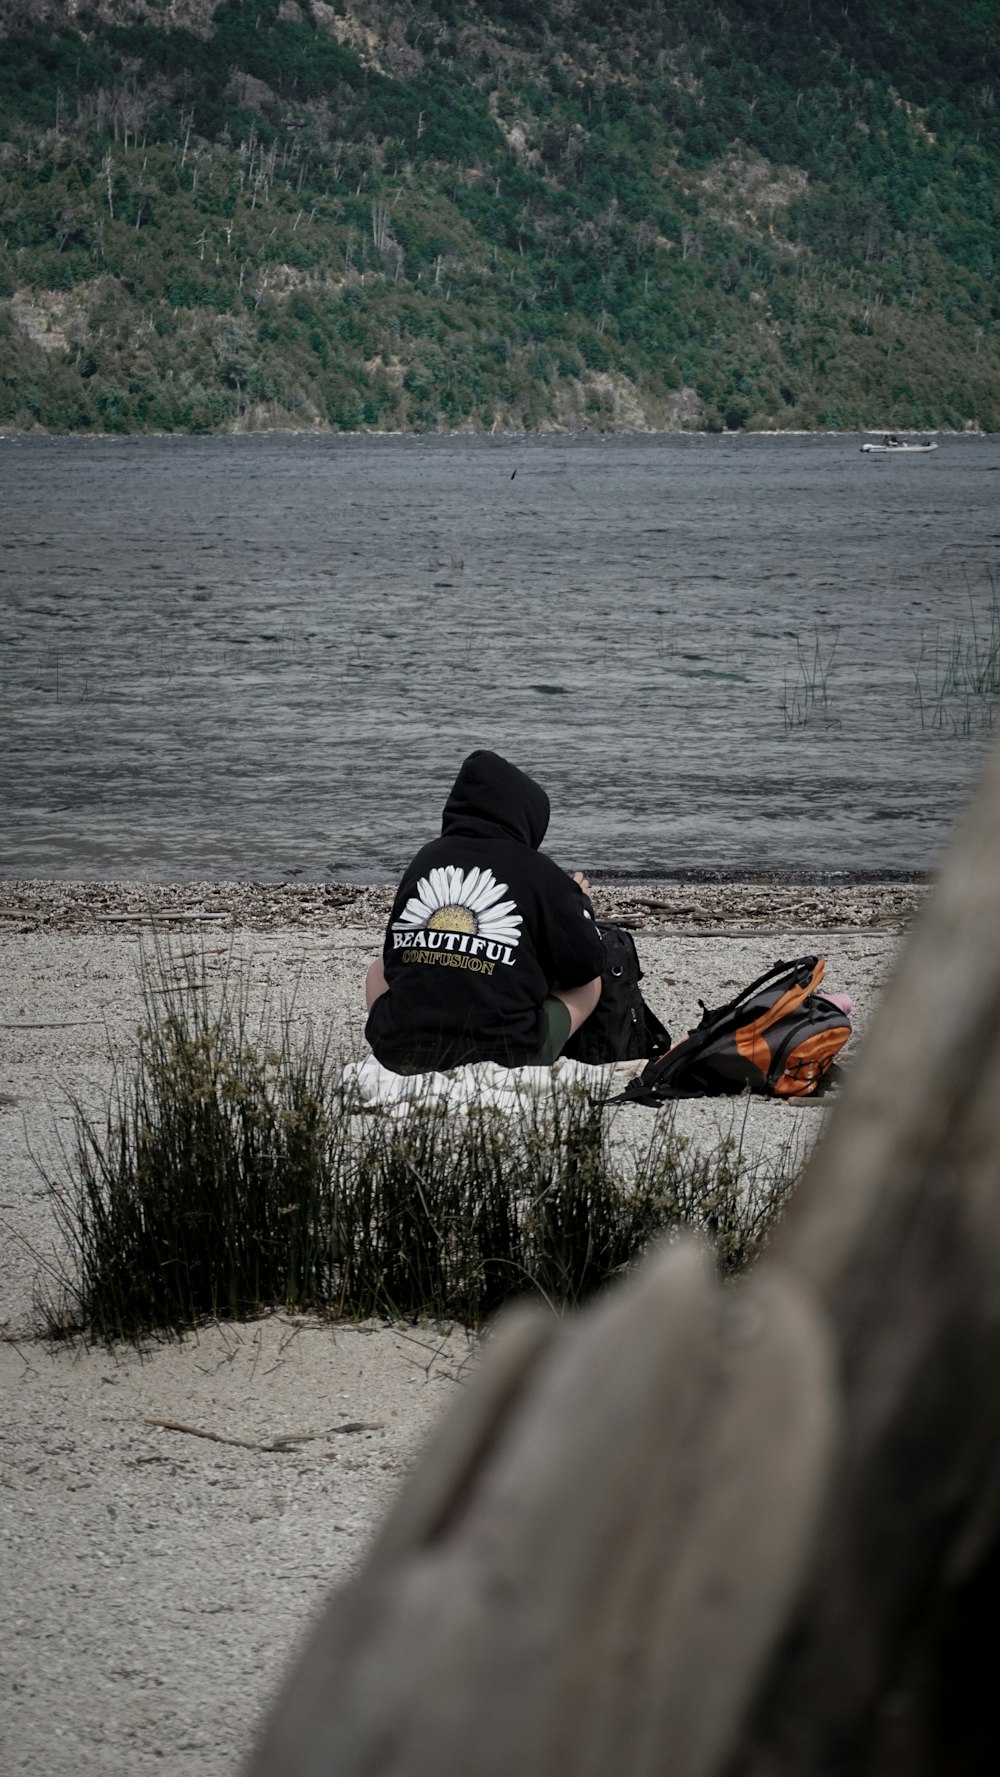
[342,1053,634,1115]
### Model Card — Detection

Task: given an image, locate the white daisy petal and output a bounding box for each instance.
[487,898,519,921]
[487,929,522,947]
[478,913,521,940]
[428,867,451,908]
[479,903,522,931]
[466,880,500,912]
[469,878,508,911]
[396,898,434,927]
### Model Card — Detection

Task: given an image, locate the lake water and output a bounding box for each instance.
[2,431,998,882]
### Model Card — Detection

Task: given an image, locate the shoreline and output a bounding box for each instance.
[1,426,990,442]
[0,876,927,936]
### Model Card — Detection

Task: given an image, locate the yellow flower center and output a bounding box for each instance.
[427,904,477,935]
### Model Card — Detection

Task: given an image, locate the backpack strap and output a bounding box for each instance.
[735,956,825,1044]
[697,955,822,1026]
[733,957,826,1079]
[616,1071,713,1104]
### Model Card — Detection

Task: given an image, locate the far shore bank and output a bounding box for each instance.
[0,425,988,443]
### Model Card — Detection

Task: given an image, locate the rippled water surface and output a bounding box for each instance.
[2,431,998,880]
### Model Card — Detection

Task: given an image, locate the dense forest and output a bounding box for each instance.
[1,0,997,434]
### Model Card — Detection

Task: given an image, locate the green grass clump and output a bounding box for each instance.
[41,953,800,1345]
[781,623,842,731]
[914,575,1000,736]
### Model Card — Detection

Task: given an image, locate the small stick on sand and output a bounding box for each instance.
[143,1416,383,1452]
[96,910,232,924]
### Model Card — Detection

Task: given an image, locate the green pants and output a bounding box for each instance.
[528,996,573,1065]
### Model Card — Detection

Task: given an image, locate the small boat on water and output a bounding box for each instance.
[860,435,938,454]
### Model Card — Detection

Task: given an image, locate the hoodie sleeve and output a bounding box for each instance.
[536,868,605,988]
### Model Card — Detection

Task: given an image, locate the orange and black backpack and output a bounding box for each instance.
[620,955,851,1104]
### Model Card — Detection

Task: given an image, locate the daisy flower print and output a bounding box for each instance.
[393,866,522,948]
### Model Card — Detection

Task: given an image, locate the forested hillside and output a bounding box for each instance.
[1,0,997,433]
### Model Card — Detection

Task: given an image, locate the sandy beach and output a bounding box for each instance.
[0,876,922,1776]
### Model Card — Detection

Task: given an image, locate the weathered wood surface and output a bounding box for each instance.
[248,1250,834,1777]
[727,737,1000,1774]
[246,738,1000,1777]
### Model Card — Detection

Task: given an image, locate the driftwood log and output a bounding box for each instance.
[246,739,1000,1777]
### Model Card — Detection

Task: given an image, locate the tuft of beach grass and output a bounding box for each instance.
[39,949,801,1346]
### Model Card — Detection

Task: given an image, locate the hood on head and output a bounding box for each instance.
[441,750,550,849]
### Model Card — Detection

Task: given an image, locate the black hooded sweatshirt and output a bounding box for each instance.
[365,750,604,1072]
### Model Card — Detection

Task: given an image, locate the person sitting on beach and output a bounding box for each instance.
[364,749,604,1074]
